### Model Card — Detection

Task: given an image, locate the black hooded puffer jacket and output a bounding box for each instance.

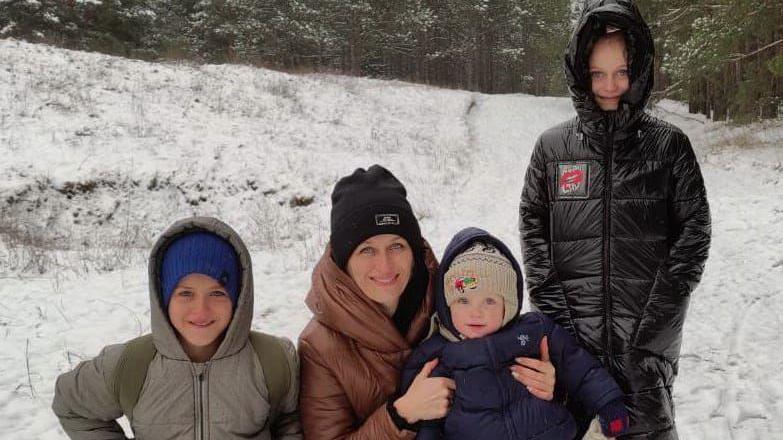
[519,1,711,438]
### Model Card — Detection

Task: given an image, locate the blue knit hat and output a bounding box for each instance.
[160,232,241,308]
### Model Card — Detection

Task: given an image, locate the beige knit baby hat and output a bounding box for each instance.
[443,241,518,327]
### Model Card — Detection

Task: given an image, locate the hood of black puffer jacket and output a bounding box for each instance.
[148,217,254,361]
[435,227,525,339]
[566,0,655,137]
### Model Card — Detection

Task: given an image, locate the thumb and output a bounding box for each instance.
[540,336,550,362]
[416,358,439,379]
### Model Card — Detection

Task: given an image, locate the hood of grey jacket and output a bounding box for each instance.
[148,216,254,361]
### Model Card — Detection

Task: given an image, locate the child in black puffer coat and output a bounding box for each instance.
[400,227,628,439]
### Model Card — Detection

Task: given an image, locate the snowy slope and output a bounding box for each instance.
[1,39,782,439]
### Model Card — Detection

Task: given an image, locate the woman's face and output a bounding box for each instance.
[346,234,414,316]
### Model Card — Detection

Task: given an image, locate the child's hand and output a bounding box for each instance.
[395,359,456,424]
[509,336,556,401]
[598,399,630,437]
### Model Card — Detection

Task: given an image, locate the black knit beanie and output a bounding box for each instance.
[330,165,423,269]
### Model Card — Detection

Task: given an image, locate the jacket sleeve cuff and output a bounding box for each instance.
[386,397,419,432]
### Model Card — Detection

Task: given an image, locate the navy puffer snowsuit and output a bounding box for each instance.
[400,227,624,439]
[519,1,711,438]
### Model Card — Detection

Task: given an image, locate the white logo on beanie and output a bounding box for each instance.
[518,333,530,347]
[375,214,400,226]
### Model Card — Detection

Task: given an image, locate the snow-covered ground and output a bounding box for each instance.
[1,39,782,439]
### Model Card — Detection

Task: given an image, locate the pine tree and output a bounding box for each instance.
[638,0,783,121]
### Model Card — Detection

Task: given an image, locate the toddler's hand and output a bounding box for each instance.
[598,399,629,437]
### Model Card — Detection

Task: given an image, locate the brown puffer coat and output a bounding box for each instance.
[298,244,437,440]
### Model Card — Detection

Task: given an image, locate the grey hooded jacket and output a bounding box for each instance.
[52,217,302,440]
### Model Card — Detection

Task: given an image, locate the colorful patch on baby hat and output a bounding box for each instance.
[454,276,478,293]
[557,162,589,198]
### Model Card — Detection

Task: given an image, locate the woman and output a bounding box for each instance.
[298,165,556,439]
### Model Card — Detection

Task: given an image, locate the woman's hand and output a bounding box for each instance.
[510,336,556,401]
[394,359,456,424]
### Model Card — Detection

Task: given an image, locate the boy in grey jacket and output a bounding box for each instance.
[52,217,301,440]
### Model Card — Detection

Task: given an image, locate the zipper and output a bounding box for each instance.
[194,365,208,440]
[200,373,206,440]
[602,118,615,371]
[486,339,518,439]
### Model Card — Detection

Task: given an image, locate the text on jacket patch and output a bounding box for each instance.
[557,162,590,198]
